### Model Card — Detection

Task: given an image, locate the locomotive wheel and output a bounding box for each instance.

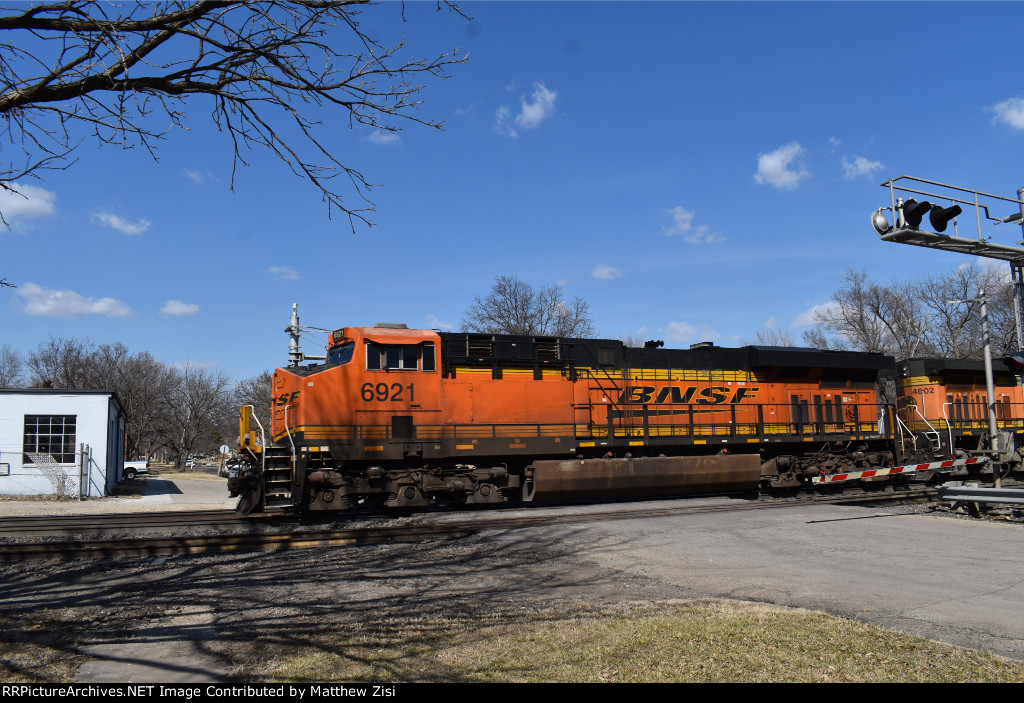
[236,478,265,515]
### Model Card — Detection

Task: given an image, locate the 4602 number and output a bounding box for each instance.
[361,382,414,402]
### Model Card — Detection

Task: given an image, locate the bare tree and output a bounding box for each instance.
[0,1,467,229]
[26,335,94,387]
[0,343,22,386]
[157,363,233,468]
[745,323,795,347]
[234,370,273,414]
[83,343,175,459]
[804,265,1019,360]
[461,275,596,338]
[804,269,927,358]
[233,369,273,445]
[613,332,649,348]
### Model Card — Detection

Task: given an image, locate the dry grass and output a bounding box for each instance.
[0,611,88,683]
[4,599,1022,683]
[244,601,1024,683]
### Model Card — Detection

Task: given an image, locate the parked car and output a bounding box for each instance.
[123,460,149,480]
[220,457,240,478]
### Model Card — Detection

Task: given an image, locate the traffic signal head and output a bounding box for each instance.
[929,204,962,232]
[901,199,933,229]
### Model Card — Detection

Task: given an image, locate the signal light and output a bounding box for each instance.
[901,199,933,230]
[929,204,962,232]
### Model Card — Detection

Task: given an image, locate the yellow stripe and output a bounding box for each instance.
[364,446,384,451]
[898,376,943,387]
[456,444,475,450]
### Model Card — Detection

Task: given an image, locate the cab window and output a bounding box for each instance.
[326,341,355,365]
[366,342,436,371]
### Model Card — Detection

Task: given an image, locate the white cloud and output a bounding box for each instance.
[184,169,217,185]
[494,81,558,137]
[268,266,299,280]
[683,225,725,244]
[665,320,721,345]
[16,282,131,319]
[792,302,838,329]
[992,97,1024,129]
[592,264,622,280]
[94,212,151,235]
[367,129,401,145]
[517,82,557,129]
[0,183,56,226]
[663,206,725,243]
[842,155,883,180]
[493,105,516,136]
[426,314,453,330]
[754,142,810,190]
[665,206,695,236]
[161,300,200,316]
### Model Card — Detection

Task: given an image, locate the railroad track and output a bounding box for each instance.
[0,509,251,538]
[0,486,938,562]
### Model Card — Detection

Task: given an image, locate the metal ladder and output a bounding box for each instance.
[262,446,295,509]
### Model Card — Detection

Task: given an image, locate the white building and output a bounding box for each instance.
[0,389,126,498]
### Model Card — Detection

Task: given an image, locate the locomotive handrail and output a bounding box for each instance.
[337,401,886,444]
[247,404,269,481]
[909,403,942,454]
[894,410,916,453]
[941,402,955,454]
[244,404,267,450]
[283,403,296,470]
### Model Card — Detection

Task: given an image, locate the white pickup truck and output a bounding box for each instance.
[123,460,149,480]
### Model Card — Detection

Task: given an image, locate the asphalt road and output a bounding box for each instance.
[479,498,1024,661]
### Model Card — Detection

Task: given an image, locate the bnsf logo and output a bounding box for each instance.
[617,386,760,405]
[274,391,300,407]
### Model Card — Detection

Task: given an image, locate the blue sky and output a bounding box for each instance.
[3,1,1024,382]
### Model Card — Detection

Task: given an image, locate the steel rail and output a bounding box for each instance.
[0,488,939,562]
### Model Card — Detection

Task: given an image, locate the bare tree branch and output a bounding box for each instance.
[461,275,596,338]
[0,0,467,230]
[803,265,1018,359]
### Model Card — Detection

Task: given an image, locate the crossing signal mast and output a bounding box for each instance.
[871,176,1024,483]
[872,176,1024,348]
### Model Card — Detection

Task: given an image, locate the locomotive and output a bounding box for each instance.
[894,356,1024,469]
[228,306,1021,513]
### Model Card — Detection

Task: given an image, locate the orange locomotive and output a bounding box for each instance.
[895,357,1024,469]
[231,310,913,513]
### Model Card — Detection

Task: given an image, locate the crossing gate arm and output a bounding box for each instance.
[811,456,989,485]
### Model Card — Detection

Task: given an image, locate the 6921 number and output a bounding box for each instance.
[361,382,414,402]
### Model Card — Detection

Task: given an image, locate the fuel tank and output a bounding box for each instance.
[524,454,762,501]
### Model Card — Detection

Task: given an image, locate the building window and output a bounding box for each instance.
[23,415,77,464]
